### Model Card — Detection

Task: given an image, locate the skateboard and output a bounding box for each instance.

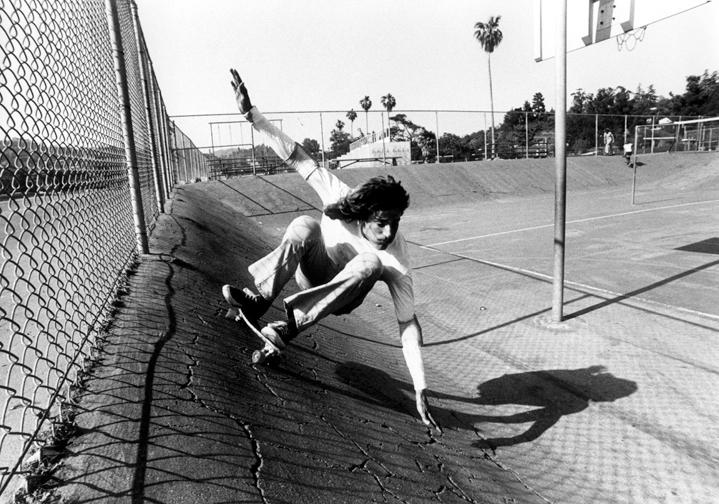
[225,306,281,365]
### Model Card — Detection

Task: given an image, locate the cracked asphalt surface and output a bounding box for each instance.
[51,153,719,503]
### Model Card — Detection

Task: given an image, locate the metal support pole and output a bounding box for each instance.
[131,2,164,213]
[381,111,387,165]
[250,127,256,176]
[595,113,599,156]
[149,72,169,202]
[106,0,148,254]
[552,0,567,323]
[435,111,440,163]
[183,135,189,182]
[631,125,639,205]
[650,116,655,153]
[319,112,326,168]
[161,106,174,192]
[525,112,529,159]
[624,115,628,144]
[483,113,488,160]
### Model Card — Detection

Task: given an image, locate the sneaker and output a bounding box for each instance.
[222,285,270,320]
[260,321,295,350]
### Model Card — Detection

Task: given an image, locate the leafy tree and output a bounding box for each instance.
[531,92,546,121]
[389,113,437,161]
[301,138,320,158]
[666,70,719,116]
[345,109,358,138]
[329,120,350,158]
[474,15,503,157]
[360,96,372,136]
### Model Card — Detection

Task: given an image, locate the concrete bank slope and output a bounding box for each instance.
[217,151,718,213]
[52,152,719,503]
[51,182,546,503]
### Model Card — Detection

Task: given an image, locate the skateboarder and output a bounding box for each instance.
[223,68,440,431]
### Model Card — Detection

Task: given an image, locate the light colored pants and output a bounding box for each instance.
[248,216,382,334]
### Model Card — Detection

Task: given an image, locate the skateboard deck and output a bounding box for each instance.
[225,306,281,365]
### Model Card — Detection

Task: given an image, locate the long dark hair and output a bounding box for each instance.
[324,175,409,222]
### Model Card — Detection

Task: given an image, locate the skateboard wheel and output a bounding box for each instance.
[251,349,266,365]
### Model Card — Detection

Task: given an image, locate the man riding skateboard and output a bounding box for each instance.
[223,68,440,432]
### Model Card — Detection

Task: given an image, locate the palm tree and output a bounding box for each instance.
[346,109,358,138]
[360,96,372,137]
[381,93,396,141]
[474,15,503,158]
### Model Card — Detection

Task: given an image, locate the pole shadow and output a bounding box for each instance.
[565,258,719,320]
[335,362,637,451]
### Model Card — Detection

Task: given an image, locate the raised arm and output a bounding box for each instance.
[230,68,347,204]
[230,68,316,177]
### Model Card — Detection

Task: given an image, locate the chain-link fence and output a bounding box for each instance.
[171,109,711,175]
[0,0,208,496]
[634,116,719,155]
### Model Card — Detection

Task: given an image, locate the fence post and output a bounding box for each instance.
[631,125,639,205]
[149,73,168,200]
[150,74,171,197]
[319,112,326,168]
[483,113,488,160]
[105,0,148,254]
[130,2,165,214]
[525,112,529,159]
[250,127,256,176]
[435,111,440,163]
[381,111,387,165]
[594,113,599,156]
[624,114,628,144]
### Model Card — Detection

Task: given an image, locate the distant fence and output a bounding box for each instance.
[0,0,208,496]
[176,108,711,176]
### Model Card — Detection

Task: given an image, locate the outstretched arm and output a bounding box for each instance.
[229,68,315,175]
[229,68,347,203]
[399,316,442,433]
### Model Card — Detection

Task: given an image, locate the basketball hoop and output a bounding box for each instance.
[616,26,646,51]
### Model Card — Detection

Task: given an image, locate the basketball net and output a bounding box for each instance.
[616,26,647,51]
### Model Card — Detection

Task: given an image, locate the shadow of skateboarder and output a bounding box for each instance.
[335,363,637,450]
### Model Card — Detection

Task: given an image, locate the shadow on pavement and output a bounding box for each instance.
[336,362,637,452]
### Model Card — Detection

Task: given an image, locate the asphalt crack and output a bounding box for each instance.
[320,414,410,503]
[178,339,269,503]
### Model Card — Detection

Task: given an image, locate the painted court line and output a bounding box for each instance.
[426,198,719,248]
[416,244,719,322]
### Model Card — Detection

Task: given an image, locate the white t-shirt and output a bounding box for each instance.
[248,107,415,323]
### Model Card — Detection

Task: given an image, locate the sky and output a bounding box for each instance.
[134,0,719,148]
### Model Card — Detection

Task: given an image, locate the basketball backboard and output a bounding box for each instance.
[534,0,712,62]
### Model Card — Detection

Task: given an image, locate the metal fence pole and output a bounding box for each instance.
[150,74,171,198]
[131,2,165,213]
[595,113,599,156]
[381,111,387,165]
[525,112,529,158]
[250,127,256,175]
[435,111,440,163]
[105,0,148,254]
[650,115,655,153]
[631,125,639,205]
[483,113,488,160]
[165,108,175,190]
[319,112,326,167]
[624,115,628,144]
